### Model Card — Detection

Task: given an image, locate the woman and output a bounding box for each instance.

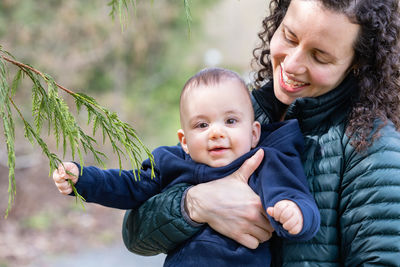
[122,0,400,265]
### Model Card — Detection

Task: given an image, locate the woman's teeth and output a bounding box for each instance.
[282,71,307,87]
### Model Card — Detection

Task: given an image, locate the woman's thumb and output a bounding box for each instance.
[235,149,264,183]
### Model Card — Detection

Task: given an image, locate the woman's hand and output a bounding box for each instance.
[185,149,273,249]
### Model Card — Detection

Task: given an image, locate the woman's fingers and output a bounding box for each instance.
[260,209,275,233]
[235,149,264,183]
[253,209,275,243]
[184,149,270,249]
[247,223,273,244]
[186,178,274,248]
[227,209,273,248]
[235,234,262,250]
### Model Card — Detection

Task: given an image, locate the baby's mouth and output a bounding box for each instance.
[209,147,227,152]
[208,145,229,154]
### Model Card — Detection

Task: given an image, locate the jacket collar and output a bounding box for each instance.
[253,74,358,134]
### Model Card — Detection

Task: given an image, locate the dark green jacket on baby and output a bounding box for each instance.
[122,75,400,266]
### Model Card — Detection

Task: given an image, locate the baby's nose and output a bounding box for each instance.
[209,125,226,139]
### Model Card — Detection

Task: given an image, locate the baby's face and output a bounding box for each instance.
[178,80,260,167]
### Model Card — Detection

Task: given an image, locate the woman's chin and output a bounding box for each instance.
[274,86,296,105]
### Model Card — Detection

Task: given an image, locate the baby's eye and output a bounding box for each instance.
[196,122,208,128]
[226,118,237,125]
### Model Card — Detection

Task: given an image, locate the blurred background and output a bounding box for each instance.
[0,0,267,266]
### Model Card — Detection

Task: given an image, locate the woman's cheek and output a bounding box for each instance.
[310,69,344,97]
[269,29,285,57]
[310,66,334,86]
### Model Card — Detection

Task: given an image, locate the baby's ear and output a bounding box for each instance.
[251,121,261,148]
[177,129,189,154]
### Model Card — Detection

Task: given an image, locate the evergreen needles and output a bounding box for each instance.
[108,0,137,31]
[184,0,193,36]
[107,0,192,35]
[0,47,154,218]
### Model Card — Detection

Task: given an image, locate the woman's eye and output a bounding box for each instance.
[226,118,237,125]
[284,35,296,45]
[313,53,329,64]
[283,30,297,45]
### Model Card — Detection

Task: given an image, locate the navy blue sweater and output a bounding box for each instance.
[74,119,320,267]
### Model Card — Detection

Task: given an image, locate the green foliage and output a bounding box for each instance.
[184,0,192,35]
[22,211,54,230]
[0,47,154,217]
[0,0,218,218]
[108,0,192,33]
[108,0,137,30]
[0,54,16,219]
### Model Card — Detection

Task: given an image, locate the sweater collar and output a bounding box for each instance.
[254,74,358,134]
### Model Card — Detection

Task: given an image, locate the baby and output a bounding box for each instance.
[53,67,320,267]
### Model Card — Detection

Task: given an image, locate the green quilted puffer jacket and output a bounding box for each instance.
[122,75,400,266]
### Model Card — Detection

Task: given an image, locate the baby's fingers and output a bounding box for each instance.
[270,201,289,222]
[55,162,79,183]
[55,180,73,195]
[53,166,66,183]
[283,216,303,235]
[266,207,274,218]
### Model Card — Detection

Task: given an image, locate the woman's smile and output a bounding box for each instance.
[279,63,309,93]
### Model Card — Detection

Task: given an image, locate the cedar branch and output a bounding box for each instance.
[1,55,75,95]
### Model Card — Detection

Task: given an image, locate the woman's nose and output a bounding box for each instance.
[283,48,307,75]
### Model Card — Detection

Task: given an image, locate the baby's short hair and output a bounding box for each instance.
[180,67,249,107]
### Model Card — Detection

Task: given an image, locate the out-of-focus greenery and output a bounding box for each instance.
[0,0,215,216]
[0,1,267,263]
[0,0,216,160]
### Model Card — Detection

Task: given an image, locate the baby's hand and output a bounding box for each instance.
[52,162,79,195]
[266,200,303,235]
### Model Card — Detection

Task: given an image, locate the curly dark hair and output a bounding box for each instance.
[252,0,400,151]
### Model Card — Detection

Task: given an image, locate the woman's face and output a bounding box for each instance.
[270,0,360,105]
